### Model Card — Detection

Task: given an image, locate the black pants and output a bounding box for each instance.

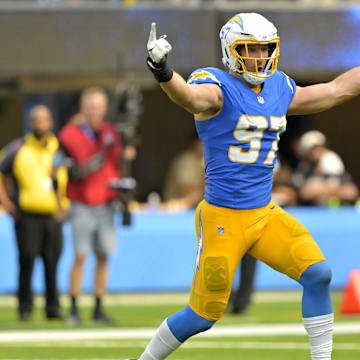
[15,212,63,317]
[231,254,257,314]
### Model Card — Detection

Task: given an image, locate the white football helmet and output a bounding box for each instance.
[220,13,280,86]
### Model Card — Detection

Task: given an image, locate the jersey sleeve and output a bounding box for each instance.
[0,139,23,176]
[280,71,297,109]
[187,68,222,86]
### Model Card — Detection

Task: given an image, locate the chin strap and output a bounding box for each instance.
[241,72,265,86]
[232,59,265,86]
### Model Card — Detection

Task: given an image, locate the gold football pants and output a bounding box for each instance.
[189,200,325,321]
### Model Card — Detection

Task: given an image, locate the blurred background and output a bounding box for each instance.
[0,0,360,300]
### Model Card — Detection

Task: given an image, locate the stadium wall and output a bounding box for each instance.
[0,4,359,79]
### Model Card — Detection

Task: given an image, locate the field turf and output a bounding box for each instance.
[0,291,359,359]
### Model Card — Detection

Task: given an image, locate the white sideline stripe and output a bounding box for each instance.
[186,341,360,351]
[0,291,305,307]
[1,322,360,343]
[3,340,360,351]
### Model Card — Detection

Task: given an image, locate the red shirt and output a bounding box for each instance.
[59,122,122,205]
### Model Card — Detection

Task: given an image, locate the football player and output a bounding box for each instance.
[134,12,359,360]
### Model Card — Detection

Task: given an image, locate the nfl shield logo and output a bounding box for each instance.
[257,96,264,104]
[217,226,224,234]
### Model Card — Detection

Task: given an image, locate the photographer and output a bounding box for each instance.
[58,87,129,324]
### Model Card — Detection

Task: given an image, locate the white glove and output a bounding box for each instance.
[147,22,172,64]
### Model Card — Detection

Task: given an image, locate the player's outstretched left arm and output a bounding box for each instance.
[288,66,360,115]
[146,23,222,117]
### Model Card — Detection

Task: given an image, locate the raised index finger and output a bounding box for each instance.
[148,22,157,43]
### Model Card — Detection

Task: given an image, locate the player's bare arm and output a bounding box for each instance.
[146,23,222,118]
[288,66,360,115]
[160,73,222,117]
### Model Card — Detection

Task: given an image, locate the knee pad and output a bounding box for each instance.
[167,305,215,342]
[299,261,333,317]
[299,261,332,288]
[202,256,230,319]
[204,256,229,291]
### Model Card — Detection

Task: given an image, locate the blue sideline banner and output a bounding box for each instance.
[0,207,359,294]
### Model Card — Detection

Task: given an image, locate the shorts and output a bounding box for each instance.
[69,201,117,256]
[189,200,325,321]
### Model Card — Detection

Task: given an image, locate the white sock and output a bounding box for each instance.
[303,313,334,360]
[139,319,182,360]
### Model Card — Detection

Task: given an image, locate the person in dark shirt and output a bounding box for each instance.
[293,130,358,206]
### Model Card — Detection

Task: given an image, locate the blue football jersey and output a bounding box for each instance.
[187,68,296,209]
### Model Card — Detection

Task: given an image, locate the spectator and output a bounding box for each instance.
[163,133,205,209]
[58,87,123,324]
[293,130,358,206]
[0,105,68,321]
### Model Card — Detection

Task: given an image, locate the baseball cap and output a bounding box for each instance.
[299,130,326,152]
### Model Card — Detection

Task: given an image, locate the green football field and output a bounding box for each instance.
[0,291,359,359]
